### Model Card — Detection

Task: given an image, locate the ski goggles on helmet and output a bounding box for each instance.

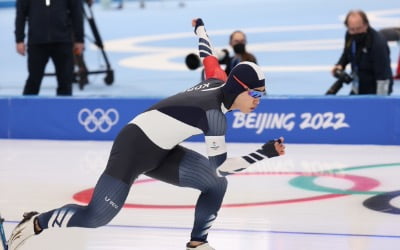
[233,75,266,98]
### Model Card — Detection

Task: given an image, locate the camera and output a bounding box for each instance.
[333,69,353,83]
[185,49,230,70]
[325,69,353,95]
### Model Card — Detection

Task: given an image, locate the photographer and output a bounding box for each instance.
[225,30,258,75]
[185,30,257,79]
[331,10,393,95]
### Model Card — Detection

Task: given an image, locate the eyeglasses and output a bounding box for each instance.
[233,75,266,98]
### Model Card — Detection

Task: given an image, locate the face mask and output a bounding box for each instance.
[233,43,246,54]
[350,33,367,43]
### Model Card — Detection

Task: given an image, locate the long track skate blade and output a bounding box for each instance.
[0,216,8,250]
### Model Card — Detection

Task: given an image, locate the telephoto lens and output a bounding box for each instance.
[185,53,202,70]
[326,80,344,95]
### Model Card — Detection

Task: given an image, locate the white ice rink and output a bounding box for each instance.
[1,139,400,249]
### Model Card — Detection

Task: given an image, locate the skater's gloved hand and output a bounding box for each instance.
[258,137,285,158]
[191,18,204,33]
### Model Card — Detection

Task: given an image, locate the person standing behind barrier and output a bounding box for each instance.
[15,0,84,96]
[379,26,400,80]
[225,30,258,75]
[331,10,393,95]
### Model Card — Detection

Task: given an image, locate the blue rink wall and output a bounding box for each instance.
[0,0,14,8]
[0,96,399,145]
[0,0,150,8]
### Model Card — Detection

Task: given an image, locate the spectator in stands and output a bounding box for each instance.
[331,10,393,95]
[15,0,84,96]
[379,26,400,80]
[224,30,258,75]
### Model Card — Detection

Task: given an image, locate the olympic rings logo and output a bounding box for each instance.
[78,108,119,133]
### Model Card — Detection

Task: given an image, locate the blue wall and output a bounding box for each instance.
[0,96,399,145]
[0,0,152,8]
[0,0,14,8]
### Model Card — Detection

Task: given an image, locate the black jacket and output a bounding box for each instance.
[15,0,84,44]
[224,52,257,75]
[337,27,393,94]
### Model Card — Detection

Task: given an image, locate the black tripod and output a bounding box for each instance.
[45,2,114,90]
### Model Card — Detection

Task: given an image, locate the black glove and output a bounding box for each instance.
[257,139,281,158]
[195,18,204,27]
[194,18,205,34]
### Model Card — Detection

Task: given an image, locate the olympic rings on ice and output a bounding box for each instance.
[363,190,400,215]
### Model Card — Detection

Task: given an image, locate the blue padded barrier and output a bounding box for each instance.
[0,96,399,145]
[0,0,14,8]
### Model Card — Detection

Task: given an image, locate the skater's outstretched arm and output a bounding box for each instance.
[192,18,227,82]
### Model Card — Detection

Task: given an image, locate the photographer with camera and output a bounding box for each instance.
[225,30,258,75]
[330,10,393,95]
[185,30,257,79]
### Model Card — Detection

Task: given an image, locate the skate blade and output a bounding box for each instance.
[0,216,8,250]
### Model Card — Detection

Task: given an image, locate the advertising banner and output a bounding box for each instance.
[225,97,399,145]
[6,97,158,140]
[0,96,399,145]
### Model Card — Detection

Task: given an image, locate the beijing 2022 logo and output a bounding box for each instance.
[78,108,119,133]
